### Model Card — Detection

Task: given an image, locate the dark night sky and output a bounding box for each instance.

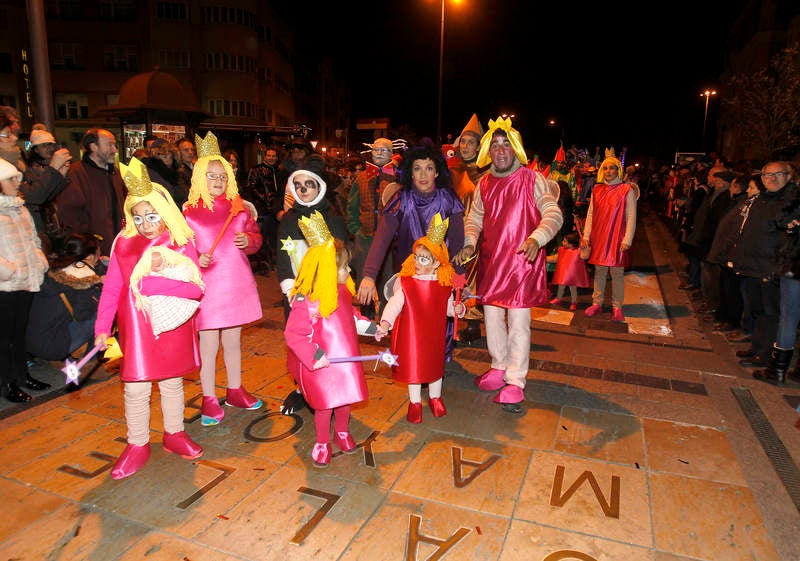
[287,0,749,164]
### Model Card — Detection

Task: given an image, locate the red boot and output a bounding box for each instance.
[201,395,225,426]
[311,443,332,467]
[225,386,263,410]
[162,431,203,459]
[428,397,447,417]
[111,443,151,480]
[333,431,357,453]
[406,402,423,423]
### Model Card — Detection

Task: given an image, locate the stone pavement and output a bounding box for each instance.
[1,205,799,561]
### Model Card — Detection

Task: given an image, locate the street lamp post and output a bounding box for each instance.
[701,89,717,152]
[437,0,445,144]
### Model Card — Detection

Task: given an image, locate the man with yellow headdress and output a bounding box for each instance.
[453,117,563,412]
[94,157,204,479]
[580,150,638,322]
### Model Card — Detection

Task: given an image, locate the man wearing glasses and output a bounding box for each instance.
[731,161,798,372]
[55,128,125,255]
[347,137,399,315]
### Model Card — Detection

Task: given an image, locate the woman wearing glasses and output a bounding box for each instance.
[183,132,265,427]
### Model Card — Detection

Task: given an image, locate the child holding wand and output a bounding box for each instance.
[283,211,372,468]
[375,214,465,423]
[94,157,204,479]
[183,132,264,426]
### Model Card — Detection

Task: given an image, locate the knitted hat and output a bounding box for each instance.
[29,129,56,146]
[0,157,21,181]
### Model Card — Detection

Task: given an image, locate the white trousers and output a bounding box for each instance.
[484,304,531,388]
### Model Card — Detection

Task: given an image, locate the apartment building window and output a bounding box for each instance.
[156,1,188,20]
[51,43,83,70]
[202,6,254,27]
[205,52,255,73]
[99,0,136,21]
[158,50,191,69]
[103,45,138,71]
[55,94,88,120]
[208,99,255,118]
[45,0,81,19]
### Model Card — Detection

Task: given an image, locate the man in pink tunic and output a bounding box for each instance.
[453,117,562,411]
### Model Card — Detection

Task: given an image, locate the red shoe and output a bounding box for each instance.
[476,368,506,391]
[201,395,225,426]
[569,302,578,311]
[311,442,331,467]
[429,397,447,417]
[111,443,151,480]
[612,307,625,322]
[584,304,602,317]
[162,431,203,459]
[406,402,423,423]
[493,384,524,404]
[225,386,263,410]
[549,297,562,305]
[333,431,357,453]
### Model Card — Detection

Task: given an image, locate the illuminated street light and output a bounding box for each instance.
[701,89,717,152]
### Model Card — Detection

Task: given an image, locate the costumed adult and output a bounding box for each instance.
[452,116,563,412]
[447,114,489,343]
[355,142,464,306]
[581,151,638,322]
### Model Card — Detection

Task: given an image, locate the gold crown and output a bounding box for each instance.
[426,213,449,245]
[298,211,333,248]
[195,131,221,158]
[119,157,153,197]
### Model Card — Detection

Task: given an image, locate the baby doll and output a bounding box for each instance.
[375,214,465,423]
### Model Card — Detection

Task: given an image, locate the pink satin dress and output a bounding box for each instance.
[283,284,368,410]
[476,168,549,308]
[94,231,201,382]
[184,195,263,329]
[552,246,591,288]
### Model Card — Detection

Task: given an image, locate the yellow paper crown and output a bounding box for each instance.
[476,116,528,168]
[195,131,221,159]
[119,157,153,197]
[298,211,333,247]
[426,213,449,245]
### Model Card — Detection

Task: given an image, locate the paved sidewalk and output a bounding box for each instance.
[1,205,798,561]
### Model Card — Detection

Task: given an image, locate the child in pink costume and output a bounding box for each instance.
[375,214,465,423]
[548,231,590,311]
[183,132,264,426]
[94,157,204,480]
[283,211,372,468]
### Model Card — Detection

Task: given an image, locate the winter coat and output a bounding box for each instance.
[0,194,48,292]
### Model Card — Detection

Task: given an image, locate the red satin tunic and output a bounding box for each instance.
[390,276,451,384]
[588,182,633,268]
[551,246,591,288]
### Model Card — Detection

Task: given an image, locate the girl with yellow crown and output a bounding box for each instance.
[283,211,374,468]
[94,157,205,479]
[183,132,264,426]
[374,214,466,423]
